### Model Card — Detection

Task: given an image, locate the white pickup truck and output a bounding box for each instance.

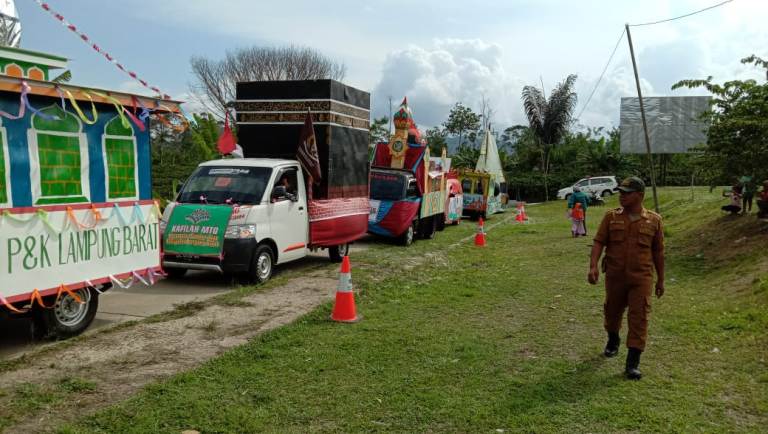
[160,158,368,283]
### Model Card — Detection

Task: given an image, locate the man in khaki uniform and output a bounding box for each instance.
[588,177,665,380]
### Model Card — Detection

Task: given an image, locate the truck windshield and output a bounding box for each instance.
[370,171,407,201]
[177,166,273,205]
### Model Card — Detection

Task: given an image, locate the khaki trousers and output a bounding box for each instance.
[604,275,652,351]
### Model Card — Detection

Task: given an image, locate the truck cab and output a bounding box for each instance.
[161,158,319,283]
[368,168,424,245]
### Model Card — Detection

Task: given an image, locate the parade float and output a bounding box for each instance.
[0,46,184,337]
[160,80,370,282]
[369,98,447,245]
[458,127,507,219]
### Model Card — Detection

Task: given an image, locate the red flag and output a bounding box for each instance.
[297,111,322,182]
[217,112,236,155]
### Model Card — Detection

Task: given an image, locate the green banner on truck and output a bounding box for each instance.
[163,204,233,256]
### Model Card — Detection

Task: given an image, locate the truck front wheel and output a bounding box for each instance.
[399,223,416,246]
[249,245,274,284]
[36,286,100,339]
[328,243,350,263]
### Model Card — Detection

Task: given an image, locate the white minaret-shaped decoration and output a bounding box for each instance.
[0,0,21,48]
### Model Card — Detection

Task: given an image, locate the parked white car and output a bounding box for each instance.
[557,176,618,200]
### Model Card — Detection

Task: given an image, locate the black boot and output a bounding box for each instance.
[625,347,642,380]
[603,332,620,357]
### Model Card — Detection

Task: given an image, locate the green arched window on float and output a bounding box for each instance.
[102,116,137,200]
[28,105,89,205]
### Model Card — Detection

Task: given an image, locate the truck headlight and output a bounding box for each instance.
[225,224,256,239]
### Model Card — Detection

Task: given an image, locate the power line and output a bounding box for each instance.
[576,28,625,121]
[576,0,735,120]
[629,0,734,27]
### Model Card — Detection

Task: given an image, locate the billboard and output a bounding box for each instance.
[620,96,711,154]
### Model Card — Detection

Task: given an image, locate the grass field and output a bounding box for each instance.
[61,188,768,433]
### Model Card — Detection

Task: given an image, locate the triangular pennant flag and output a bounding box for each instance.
[296,110,322,182]
[217,111,237,155]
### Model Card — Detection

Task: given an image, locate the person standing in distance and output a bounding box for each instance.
[587,176,665,380]
[568,185,590,236]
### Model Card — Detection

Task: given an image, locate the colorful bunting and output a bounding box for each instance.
[1,202,157,233]
[64,89,98,125]
[33,0,171,100]
[1,294,26,313]
[91,90,131,129]
[20,82,59,121]
[0,81,27,120]
[56,284,83,304]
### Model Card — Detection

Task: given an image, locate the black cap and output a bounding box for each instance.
[615,176,645,193]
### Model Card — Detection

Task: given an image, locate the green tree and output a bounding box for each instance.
[369,116,389,145]
[573,127,637,178]
[521,74,578,201]
[443,103,481,149]
[188,113,221,161]
[499,125,529,150]
[151,113,228,200]
[425,127,448,156]
[451,143,480,169]
[672,55,768,185]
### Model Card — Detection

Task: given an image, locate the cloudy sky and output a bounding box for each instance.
[14,0,768,129]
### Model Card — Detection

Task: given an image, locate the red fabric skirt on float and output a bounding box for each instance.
[308,196,369,247]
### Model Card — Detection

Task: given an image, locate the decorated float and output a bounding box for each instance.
[369,98,447,245]
[458,127,507,219]
[160,80,370,282]
[0,46,184,337]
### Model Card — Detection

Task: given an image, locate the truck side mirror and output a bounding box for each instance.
[272,185,287,200]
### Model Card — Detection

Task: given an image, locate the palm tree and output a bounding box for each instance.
[521,74,578,201]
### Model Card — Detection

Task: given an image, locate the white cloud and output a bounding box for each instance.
[115,0,768,130]
[576,65,655,129]
[573,0,768,129]
[373,39,526,129]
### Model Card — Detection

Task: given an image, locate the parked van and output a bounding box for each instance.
[557,176,618,200]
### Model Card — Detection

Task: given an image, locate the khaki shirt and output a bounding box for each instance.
[594,207,664,281]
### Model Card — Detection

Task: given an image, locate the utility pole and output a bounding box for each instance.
[625,23,660,213]
[388,96,393,135]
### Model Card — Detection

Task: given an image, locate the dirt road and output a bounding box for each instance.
[0,271,235,360]
[0,238,377,433]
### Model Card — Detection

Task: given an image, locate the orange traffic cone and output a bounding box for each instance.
[474,217,486,247]
[331,256,360,323]
[515,202,529,223]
